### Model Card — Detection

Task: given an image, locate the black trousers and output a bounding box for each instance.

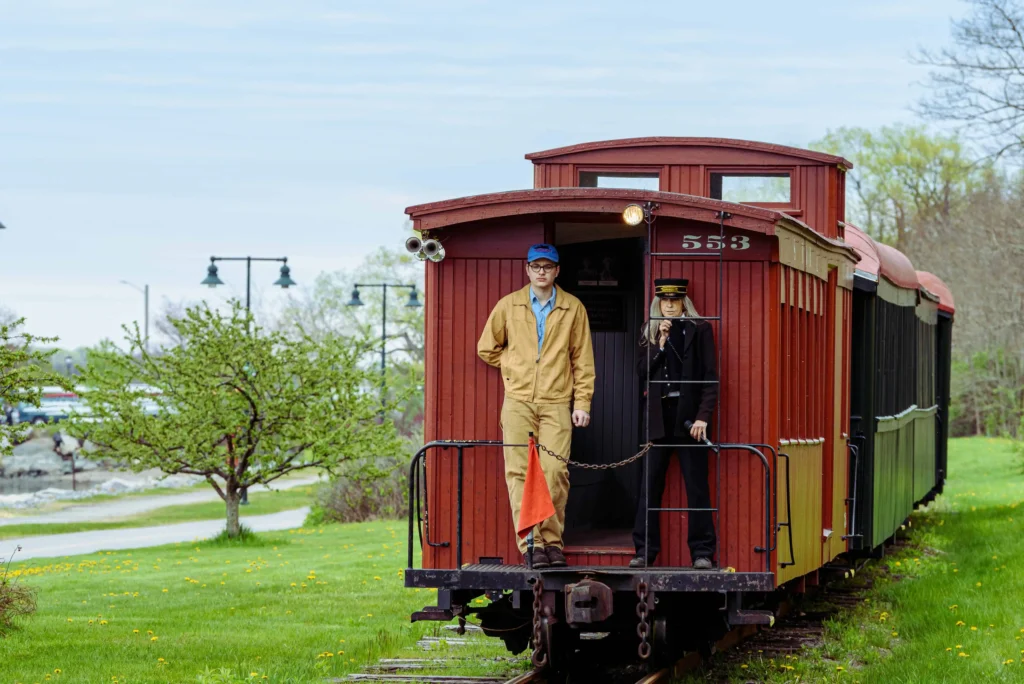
[632,401,717,561]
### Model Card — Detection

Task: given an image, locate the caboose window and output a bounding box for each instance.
[578,171,660,191]
[710,173,791,203]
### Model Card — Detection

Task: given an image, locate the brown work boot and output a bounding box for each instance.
[523,549,549,569]
[545,547,567,567]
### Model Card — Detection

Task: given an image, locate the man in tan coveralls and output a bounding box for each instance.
[477,243,596,568]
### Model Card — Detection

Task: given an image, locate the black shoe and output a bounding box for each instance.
[629,555,655,568]
[693,557,713,570]
[524,549,550,569]
[545,547,567,567]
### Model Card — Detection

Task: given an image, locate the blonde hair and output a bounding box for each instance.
[641,295,701,345]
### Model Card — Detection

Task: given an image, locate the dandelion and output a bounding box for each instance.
[740,665,748,669]
[971,626,978,631]
[976,582,982,587]
[55,670,62,675]
[946,647,952,652]
[133,630,139,634]
[956,621,965,627]
[837,665,845,671]
[151,636,158,642]
[892,632,898,637]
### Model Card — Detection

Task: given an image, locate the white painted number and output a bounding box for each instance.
[679,235,753,250]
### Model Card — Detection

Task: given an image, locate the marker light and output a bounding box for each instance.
[623,204,645,226]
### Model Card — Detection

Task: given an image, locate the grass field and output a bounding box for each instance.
[0,485,318,540]
[697,437,1024,683]
[0,437,1021,683]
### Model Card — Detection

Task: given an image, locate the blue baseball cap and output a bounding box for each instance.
[527,243,559,263]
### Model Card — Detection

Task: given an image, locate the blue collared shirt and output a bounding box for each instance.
[531,287,556,352]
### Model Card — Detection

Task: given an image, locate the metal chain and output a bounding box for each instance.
[636,581,651,660]
[531,578,548,669]
[536,440,654,470]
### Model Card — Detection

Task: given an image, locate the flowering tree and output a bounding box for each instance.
[0,318,69,459]
[71,302,402,537]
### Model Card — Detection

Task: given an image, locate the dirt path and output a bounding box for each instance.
[0,476,320,526]
[1,506,311,561]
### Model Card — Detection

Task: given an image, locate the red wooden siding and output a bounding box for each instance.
[424,256,529,569]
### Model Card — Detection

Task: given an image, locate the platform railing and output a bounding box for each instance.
[406,439,775,573]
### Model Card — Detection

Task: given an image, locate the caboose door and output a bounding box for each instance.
[556,237,645,547]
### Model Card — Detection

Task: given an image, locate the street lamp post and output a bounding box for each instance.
[201,255,296,505]
[346,283,421,413]
[120,281,150,351]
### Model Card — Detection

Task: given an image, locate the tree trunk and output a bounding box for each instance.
[226,488,241,538]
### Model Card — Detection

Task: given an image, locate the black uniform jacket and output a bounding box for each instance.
[637,319,718,442]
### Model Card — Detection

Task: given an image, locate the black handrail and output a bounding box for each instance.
[407,439,774,573]
[842,441,862,541]
[777,452,796,568]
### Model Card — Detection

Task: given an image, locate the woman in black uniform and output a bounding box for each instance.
[631,278,718,569]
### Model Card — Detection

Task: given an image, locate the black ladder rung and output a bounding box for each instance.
[648,507,719,512]
[645,443,722,449]
[651,251,724,257]
[649,380,719,385]
[650,315,720,321]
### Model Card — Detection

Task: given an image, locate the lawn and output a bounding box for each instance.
[0,486,319,540]
[0,521,445,683]
[693,437,1024,683]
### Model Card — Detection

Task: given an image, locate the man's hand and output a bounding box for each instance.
[572,409,590,428]
[689,419,707,441]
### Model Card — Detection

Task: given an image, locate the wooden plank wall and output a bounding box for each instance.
[424,255,531,569]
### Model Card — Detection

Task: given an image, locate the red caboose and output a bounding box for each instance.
[404,138,861,661]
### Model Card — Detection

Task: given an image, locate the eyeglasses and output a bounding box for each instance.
[528,263,558,274]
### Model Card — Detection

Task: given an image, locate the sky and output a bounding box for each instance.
[0,0,968,348]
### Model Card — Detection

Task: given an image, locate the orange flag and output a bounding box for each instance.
[517,435,556,539]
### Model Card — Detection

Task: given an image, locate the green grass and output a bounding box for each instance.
[0,486,319,539]
[687,437,1024,683]
[0,521,442,683]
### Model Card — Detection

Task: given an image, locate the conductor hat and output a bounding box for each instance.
[654,278,688,299]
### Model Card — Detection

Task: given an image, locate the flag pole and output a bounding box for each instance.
[526,432,535,569]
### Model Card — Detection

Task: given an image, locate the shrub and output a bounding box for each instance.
[0,546,37,637]
[306,457,409,524]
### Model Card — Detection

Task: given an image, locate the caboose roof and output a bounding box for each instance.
[406,187,851,256]
[524,137,853,168]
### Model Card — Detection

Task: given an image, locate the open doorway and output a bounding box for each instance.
[555,235,646,550]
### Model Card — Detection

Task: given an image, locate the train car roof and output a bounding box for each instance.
[842,223,920,291]
[843,224,880,283]
[524,137,853,168]
[916,271,955,315]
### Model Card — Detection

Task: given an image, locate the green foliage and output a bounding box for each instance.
[69,301,403,536]
[283,247,424,443]
[950,348,1024,441]
[307,457,408,525]
[810,125,985,247]
[0,318,71,458]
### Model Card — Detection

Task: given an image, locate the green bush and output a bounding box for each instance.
[306,457,409,525]
[0,546,36,637]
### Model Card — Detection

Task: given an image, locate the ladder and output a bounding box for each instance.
[638,203,726,566]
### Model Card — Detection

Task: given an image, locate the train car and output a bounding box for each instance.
[844,226,956,553]
[402,138,952,668]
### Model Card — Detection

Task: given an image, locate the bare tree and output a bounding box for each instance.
[916,0,1024,158]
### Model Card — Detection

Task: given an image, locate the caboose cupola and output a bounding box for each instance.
[526,137,852,238]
